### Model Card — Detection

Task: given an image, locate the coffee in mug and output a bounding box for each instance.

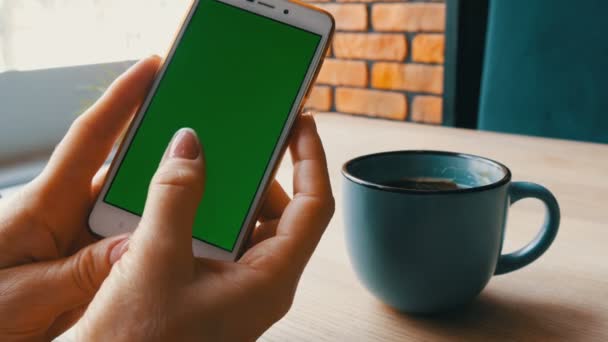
[382,177,462,191]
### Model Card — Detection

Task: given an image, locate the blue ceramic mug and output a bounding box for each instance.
[342,151,560,314]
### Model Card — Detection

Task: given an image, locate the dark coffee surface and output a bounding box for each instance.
[383,177,461,191]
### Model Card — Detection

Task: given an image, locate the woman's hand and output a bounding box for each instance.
[75,115,335,341]
[0,56,161,341]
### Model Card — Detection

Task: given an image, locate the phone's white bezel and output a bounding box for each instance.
[89,0,333,261]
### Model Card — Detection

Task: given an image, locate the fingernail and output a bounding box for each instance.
[109,238,130,265]
[148,54,161,63]
[169,128,200,160]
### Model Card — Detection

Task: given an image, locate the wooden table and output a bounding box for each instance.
[263,114,608,341]
[59,113,607,341]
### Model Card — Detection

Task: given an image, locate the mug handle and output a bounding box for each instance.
[495,182,560,275]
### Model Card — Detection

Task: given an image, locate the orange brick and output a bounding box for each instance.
[305,86,333,112]
[316,4,368,31]
[412,34,445,63]
[372,63,443,94]
[317,59,368,87]
[335,87,407,120]
[412,95,443,124]
[372,3,446,32]
[337,0,401,2]
[333,33,407,61]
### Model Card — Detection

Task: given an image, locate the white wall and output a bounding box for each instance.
[0,0,190,72]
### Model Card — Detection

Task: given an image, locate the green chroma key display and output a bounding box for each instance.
[105,0,321,251]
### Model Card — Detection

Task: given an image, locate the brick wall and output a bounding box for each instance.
[303,0,446,125]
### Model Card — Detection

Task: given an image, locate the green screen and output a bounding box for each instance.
[105,0,321,251]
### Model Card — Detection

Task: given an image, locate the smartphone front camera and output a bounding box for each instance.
[283,9,289,14]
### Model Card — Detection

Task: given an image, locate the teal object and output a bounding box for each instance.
[342,151,560,313]
[478,0,608,143]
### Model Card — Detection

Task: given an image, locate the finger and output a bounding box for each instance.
[91,164,110,199]
[0,234,128,315]
[281,115,334,245]
[248,220,279,247]
[241,115,334,272]
[42,56,161,190]
[66,226,100,256]
[130,128,204,264]
[47,306,86,340]
[259,180,290,222]
[289,114,333,199]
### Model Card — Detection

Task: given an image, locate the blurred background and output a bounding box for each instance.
[0,0,189,70]
[1,0,607,189]
[0,0,445,176]
[0,0,192,186]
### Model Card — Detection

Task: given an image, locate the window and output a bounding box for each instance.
[0,0,191,187]
[0,0,190,72]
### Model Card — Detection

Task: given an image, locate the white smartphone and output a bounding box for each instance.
[89,0,334,261]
